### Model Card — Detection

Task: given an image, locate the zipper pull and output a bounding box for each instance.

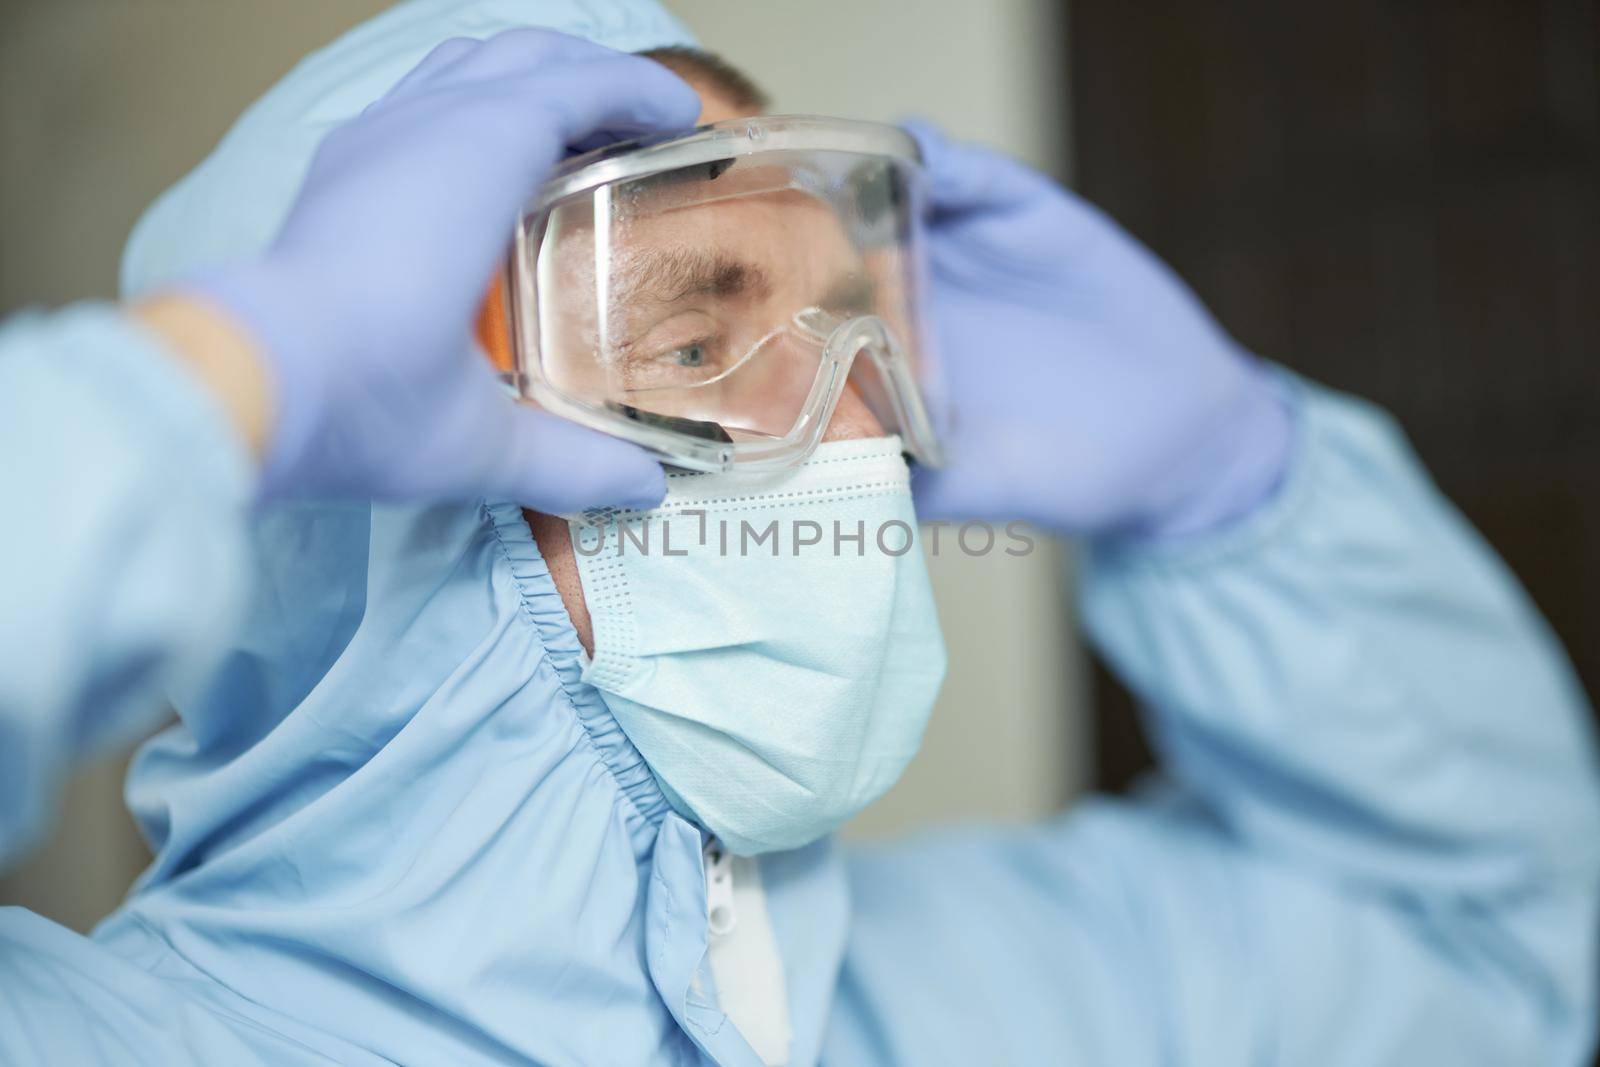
[703,838,737,937]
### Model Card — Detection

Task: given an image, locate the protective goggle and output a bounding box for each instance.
[478,116,948,473]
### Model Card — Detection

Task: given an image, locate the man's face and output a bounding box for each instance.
[527,74,885,655]
[540,169,876,439]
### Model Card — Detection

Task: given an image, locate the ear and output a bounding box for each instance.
[475,263,515,374]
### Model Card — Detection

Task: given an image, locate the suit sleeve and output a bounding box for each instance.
[828,379,1600,1066]
[0,305,252,871]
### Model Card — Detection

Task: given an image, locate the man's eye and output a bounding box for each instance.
[671,344,707,368]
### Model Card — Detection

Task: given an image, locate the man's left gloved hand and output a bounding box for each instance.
[906,121,1293,541]
[187,30,700,511]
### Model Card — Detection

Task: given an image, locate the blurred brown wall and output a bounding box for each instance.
[1069,0,1600,791]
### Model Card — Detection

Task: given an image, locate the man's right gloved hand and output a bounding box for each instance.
[906,122,1293,541]
[187,31,699,511]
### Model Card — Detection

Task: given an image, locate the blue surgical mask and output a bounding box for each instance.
[570,436,947,855]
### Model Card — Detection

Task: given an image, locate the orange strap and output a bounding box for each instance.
[475,272,515,374]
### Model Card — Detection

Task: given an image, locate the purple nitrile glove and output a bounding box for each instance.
[188,30,701,512]
[906,121,1293,541]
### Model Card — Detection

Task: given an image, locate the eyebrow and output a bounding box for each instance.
[612,247,774,309]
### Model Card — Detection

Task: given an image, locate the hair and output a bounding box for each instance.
[641,46,771,113]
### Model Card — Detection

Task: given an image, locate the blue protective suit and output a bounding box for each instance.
[3,1,1599,1064]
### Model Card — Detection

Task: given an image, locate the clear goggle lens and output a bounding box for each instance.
[483,118,947,471]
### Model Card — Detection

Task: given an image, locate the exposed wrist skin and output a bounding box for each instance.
[130,294,275,465]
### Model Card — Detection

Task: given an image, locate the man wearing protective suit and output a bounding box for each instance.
[2,1,1598,1065]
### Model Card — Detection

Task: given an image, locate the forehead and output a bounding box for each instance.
[548,156,856,250]
[546,183,859,305]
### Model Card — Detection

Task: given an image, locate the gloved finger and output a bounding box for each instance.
[394,60,696,283]
[386,28,690,121]
[411,27,650,87]
[911,427,1043,524]
[485,403,669,513]
[443,355,664,512]
[906,119,1123,266]
[375,32,696,141]
[902,118,1059,216]
[375,37,479,106]
[332,61,696,302]
[426,60,696,195]
[913,465,993,523]
[522,54,701,147]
